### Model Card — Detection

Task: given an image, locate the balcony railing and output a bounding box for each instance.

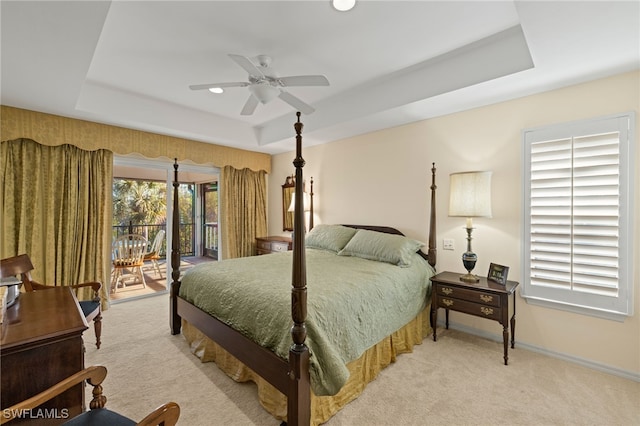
[112,222,195,257]
[203,222,218,259]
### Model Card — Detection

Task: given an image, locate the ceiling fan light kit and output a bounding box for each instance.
[190,54,330,115]
[249,83,279,104]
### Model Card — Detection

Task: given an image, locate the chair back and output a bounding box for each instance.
[0,253,37,290]
[147,230,166,256]
[112,234,148,267]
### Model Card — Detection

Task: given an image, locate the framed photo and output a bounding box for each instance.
[487,263,509,285]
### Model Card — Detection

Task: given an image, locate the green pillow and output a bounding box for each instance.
[305,224,357,252]
[338,229,424,267]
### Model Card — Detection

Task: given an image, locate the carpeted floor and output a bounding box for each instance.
[85,294,639,425]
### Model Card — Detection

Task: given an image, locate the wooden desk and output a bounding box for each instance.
[1,287,88,424]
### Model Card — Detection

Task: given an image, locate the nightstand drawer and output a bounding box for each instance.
[255,236,293,255]
[439,297,502,321]
[257,241,273,251]
[437,285,500,307]
[270,242,289,252]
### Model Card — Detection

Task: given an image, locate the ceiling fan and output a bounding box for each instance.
[190,54,330,116]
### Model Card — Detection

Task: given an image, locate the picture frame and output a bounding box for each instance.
[487,263,509,285]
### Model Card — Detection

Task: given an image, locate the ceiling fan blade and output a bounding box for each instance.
[240,94,259,115]
[228,54,264,77]
[189,82,249,90]
[278,75,330,87]
[278,91,315,115]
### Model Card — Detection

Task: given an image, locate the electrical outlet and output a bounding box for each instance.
[443,239,455,250]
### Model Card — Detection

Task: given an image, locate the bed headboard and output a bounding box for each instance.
[342,225,404,235]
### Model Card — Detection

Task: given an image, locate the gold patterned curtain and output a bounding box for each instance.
[1,139,113,303]
[220,166,267,259]
[1,106,271,173]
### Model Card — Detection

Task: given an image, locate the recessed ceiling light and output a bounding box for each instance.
[208,87,224,94]
[332,0,356,12]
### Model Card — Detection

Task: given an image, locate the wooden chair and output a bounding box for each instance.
[0,365,180,425]
[143,230,165,277]
[0,253,103,349]
[111,234,148,292]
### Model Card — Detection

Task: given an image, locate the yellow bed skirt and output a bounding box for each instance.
[182,305,431,425]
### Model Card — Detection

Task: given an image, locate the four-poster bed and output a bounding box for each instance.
[169,113,438,425]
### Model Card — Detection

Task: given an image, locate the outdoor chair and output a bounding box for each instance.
[0,365,180,425]
[143,230,165,277]
[111,234,148,292]
[0,253,103,349]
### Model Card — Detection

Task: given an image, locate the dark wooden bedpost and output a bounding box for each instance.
[428,162,437,268]
[308,177,314,231]
[170,159,182,335]
[288,112,311,426]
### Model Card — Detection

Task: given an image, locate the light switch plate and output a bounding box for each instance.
[443,239,455,250]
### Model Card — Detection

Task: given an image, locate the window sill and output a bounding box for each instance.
[522,294,630,322]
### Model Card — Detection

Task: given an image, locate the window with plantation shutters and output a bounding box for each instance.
[522,113,635,320]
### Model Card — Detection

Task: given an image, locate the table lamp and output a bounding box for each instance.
[288,177,313,231]
[288,191,311,213]
[449,171,492,282]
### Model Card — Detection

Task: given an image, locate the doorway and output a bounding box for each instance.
[202,182,219,259]
[111,155,219,302]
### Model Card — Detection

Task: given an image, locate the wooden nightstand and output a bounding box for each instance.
[430,271,519,365]
[255,236,293,255]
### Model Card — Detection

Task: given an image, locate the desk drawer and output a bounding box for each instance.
[437,285,500,307]
[439,297,502,321]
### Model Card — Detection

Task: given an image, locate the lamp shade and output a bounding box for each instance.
[448,171,493,218]
[288,192,311,212]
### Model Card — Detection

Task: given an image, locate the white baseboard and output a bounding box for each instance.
[436,320,640,383]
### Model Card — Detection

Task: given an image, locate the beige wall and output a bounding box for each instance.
[269,71,640,377]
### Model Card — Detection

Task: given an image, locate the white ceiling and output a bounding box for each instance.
[2,1,638,155]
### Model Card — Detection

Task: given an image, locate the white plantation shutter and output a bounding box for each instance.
[522,113,634,320]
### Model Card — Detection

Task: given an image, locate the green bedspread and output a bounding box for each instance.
[179,248,435,396]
